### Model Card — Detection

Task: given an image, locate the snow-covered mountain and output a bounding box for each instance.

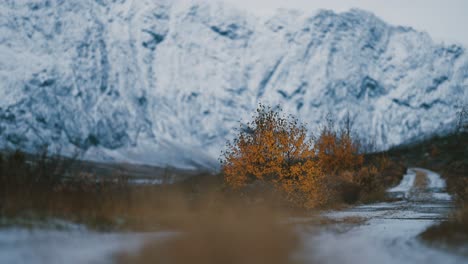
[0,0,467,169]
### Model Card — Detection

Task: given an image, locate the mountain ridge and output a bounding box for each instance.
[0,0,466,169]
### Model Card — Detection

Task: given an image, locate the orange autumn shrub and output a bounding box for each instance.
[314,114,369,204]
[221,105,326,208]
[315,115,363,177]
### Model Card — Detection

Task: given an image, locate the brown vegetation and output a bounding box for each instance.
[0,105,414,264]
[421,207,468,246]
[387,106,468,245]
[395,132,468,246]
[315,114,363,176]
[313,114,398,204]
[413,170,429,189]
[222,105,403,208]
[118,198,299,264]
[221,105,326,208]
[0,149,302,264]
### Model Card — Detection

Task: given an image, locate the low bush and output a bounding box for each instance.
[221,105,326,208]
[421,207,468,246]
[221,106,401,208]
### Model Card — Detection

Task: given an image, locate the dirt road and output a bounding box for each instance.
[298,168,466,264]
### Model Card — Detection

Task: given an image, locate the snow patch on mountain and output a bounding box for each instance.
[0,0,466,169]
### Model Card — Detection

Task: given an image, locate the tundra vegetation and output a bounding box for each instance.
[416,105,468,246]
[221,105,402,208]
[13,104,468,264]
[370,104,468,247]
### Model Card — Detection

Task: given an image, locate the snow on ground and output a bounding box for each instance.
[0,226,172,264]
[297,168,466,264]
[419,168,447,189]
[0,168,465,264]
[388,168,417,193]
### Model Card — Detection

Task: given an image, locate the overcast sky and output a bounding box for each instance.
[219,0,468,46]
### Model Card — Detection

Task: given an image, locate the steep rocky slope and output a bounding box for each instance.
[0,0,466,168]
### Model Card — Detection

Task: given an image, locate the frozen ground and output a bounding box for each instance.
[0,168,465,263]
[0,224,172,264]
[298,168,467,264]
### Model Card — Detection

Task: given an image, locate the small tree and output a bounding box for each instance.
[221,105,326,207]
[315,113,363,176]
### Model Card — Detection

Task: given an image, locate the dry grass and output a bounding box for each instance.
[117,199,300,264]
[0,149,302,263]
[0,149,304,264]
[3,185,303,264]
[413,170,429,189]
[388,132,468,245]
[421,207,468,246]
[0,147,406,263]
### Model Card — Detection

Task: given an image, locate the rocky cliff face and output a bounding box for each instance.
[0,0,467,169]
